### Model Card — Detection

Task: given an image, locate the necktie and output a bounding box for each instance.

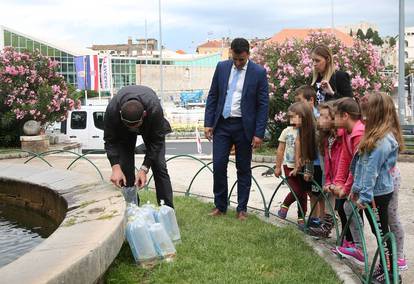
[222,69,241,119]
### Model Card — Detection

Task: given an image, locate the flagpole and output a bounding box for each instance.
[158,0,164,107]
[97,55,102,102]
[84,56,88,106]
[398,0,406,124]
[110,55,114,98]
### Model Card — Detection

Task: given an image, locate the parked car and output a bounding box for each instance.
[61,105,145,154]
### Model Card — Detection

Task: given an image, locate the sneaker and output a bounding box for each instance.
[331,247,339,255]
[308,224,331,238]
[342,240,355,249]
[308,217,321,228]
[371,271,402,284]
[297,218,305,230]
[322,214,334,230]
[398,258,408,271]
[277,205,289,219]
[331,240,354,255]
[371,265,383,279]
[336,246,365,266]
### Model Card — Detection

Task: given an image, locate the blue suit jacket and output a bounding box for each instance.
[204,60,269,141]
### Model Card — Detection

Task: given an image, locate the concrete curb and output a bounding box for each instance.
[0,163,126,284]
[0,151,30,160]
[302,236,360,284]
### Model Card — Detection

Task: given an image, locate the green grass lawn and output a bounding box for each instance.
[104,191,340,284]
[253,144,277,157]
[0,148,20,154]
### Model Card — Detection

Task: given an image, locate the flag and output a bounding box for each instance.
[74,55,99,91]
[74,56,86,90]
[100,55,112,91]
[85,55,99,91]
[195,126,202,154]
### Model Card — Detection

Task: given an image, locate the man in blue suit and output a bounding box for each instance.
[204,38,269,220]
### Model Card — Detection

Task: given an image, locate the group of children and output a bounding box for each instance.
[274,86,406,283]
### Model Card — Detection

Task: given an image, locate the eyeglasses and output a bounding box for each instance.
[120,110,145,127]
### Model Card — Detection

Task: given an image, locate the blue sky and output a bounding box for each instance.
[1,0,413,53]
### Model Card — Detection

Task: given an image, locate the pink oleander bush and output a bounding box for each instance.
[0,47,81,146]
[251,31,393,146]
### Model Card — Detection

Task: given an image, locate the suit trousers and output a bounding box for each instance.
[119,137,174,208]
[213,117,252,212]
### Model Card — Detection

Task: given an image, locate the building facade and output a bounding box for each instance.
[196,38,231,60]
[1,26,79,85]
[1,26,221,96]
[405,26,414,63]
[90,37,158,57]
[337,21,379,36]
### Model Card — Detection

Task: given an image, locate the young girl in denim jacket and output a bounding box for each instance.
[359,94,407,272]
[350,93,404,283]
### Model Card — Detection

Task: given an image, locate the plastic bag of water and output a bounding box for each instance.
[125,218,158,266]
[141,201,158,222]
[148,223,176,261]
[122,186,138,205]
[126,204,139,222]
[157,200,181,243]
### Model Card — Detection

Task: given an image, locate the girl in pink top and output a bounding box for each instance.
[307,102,345,238]
[332,97,366,266]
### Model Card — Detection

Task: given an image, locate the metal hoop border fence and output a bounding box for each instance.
[1,150,398,284]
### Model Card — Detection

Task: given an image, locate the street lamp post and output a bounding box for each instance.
[159,0,164,106]
[331,0,334,34]
[398,0,406,124]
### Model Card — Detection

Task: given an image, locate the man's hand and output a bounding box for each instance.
[110,164,126,188]
[135,170,147,189]
[251,136,263,148]
[204,127,213,141]
[274,166,282,177]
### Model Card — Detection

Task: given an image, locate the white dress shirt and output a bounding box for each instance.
[227,60,248,117]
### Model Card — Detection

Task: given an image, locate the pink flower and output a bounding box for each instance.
[274,111,287,123]
[279,77,288,87]
[303,66,312,78]
[373,82,382,91]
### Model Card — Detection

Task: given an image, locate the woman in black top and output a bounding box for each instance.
[311,45,353,103]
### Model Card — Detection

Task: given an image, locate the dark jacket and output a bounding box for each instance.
[204,60,269,140]
[103,85,172,168]
[316,70,353,101]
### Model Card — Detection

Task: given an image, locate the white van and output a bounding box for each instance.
[61,105,145,153]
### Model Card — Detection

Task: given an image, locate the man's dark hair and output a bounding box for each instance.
[120,100,144,122]
[231,38,250,54]
[295,85,317,104]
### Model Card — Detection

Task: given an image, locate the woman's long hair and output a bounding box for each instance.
[288,102,317,162]
[317,102,336,156]
[311,45,336,86]
[359,92,404,153]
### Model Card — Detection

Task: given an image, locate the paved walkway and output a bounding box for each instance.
[4,155,414,282]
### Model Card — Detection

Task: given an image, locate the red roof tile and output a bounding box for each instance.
[267,28,354,47]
